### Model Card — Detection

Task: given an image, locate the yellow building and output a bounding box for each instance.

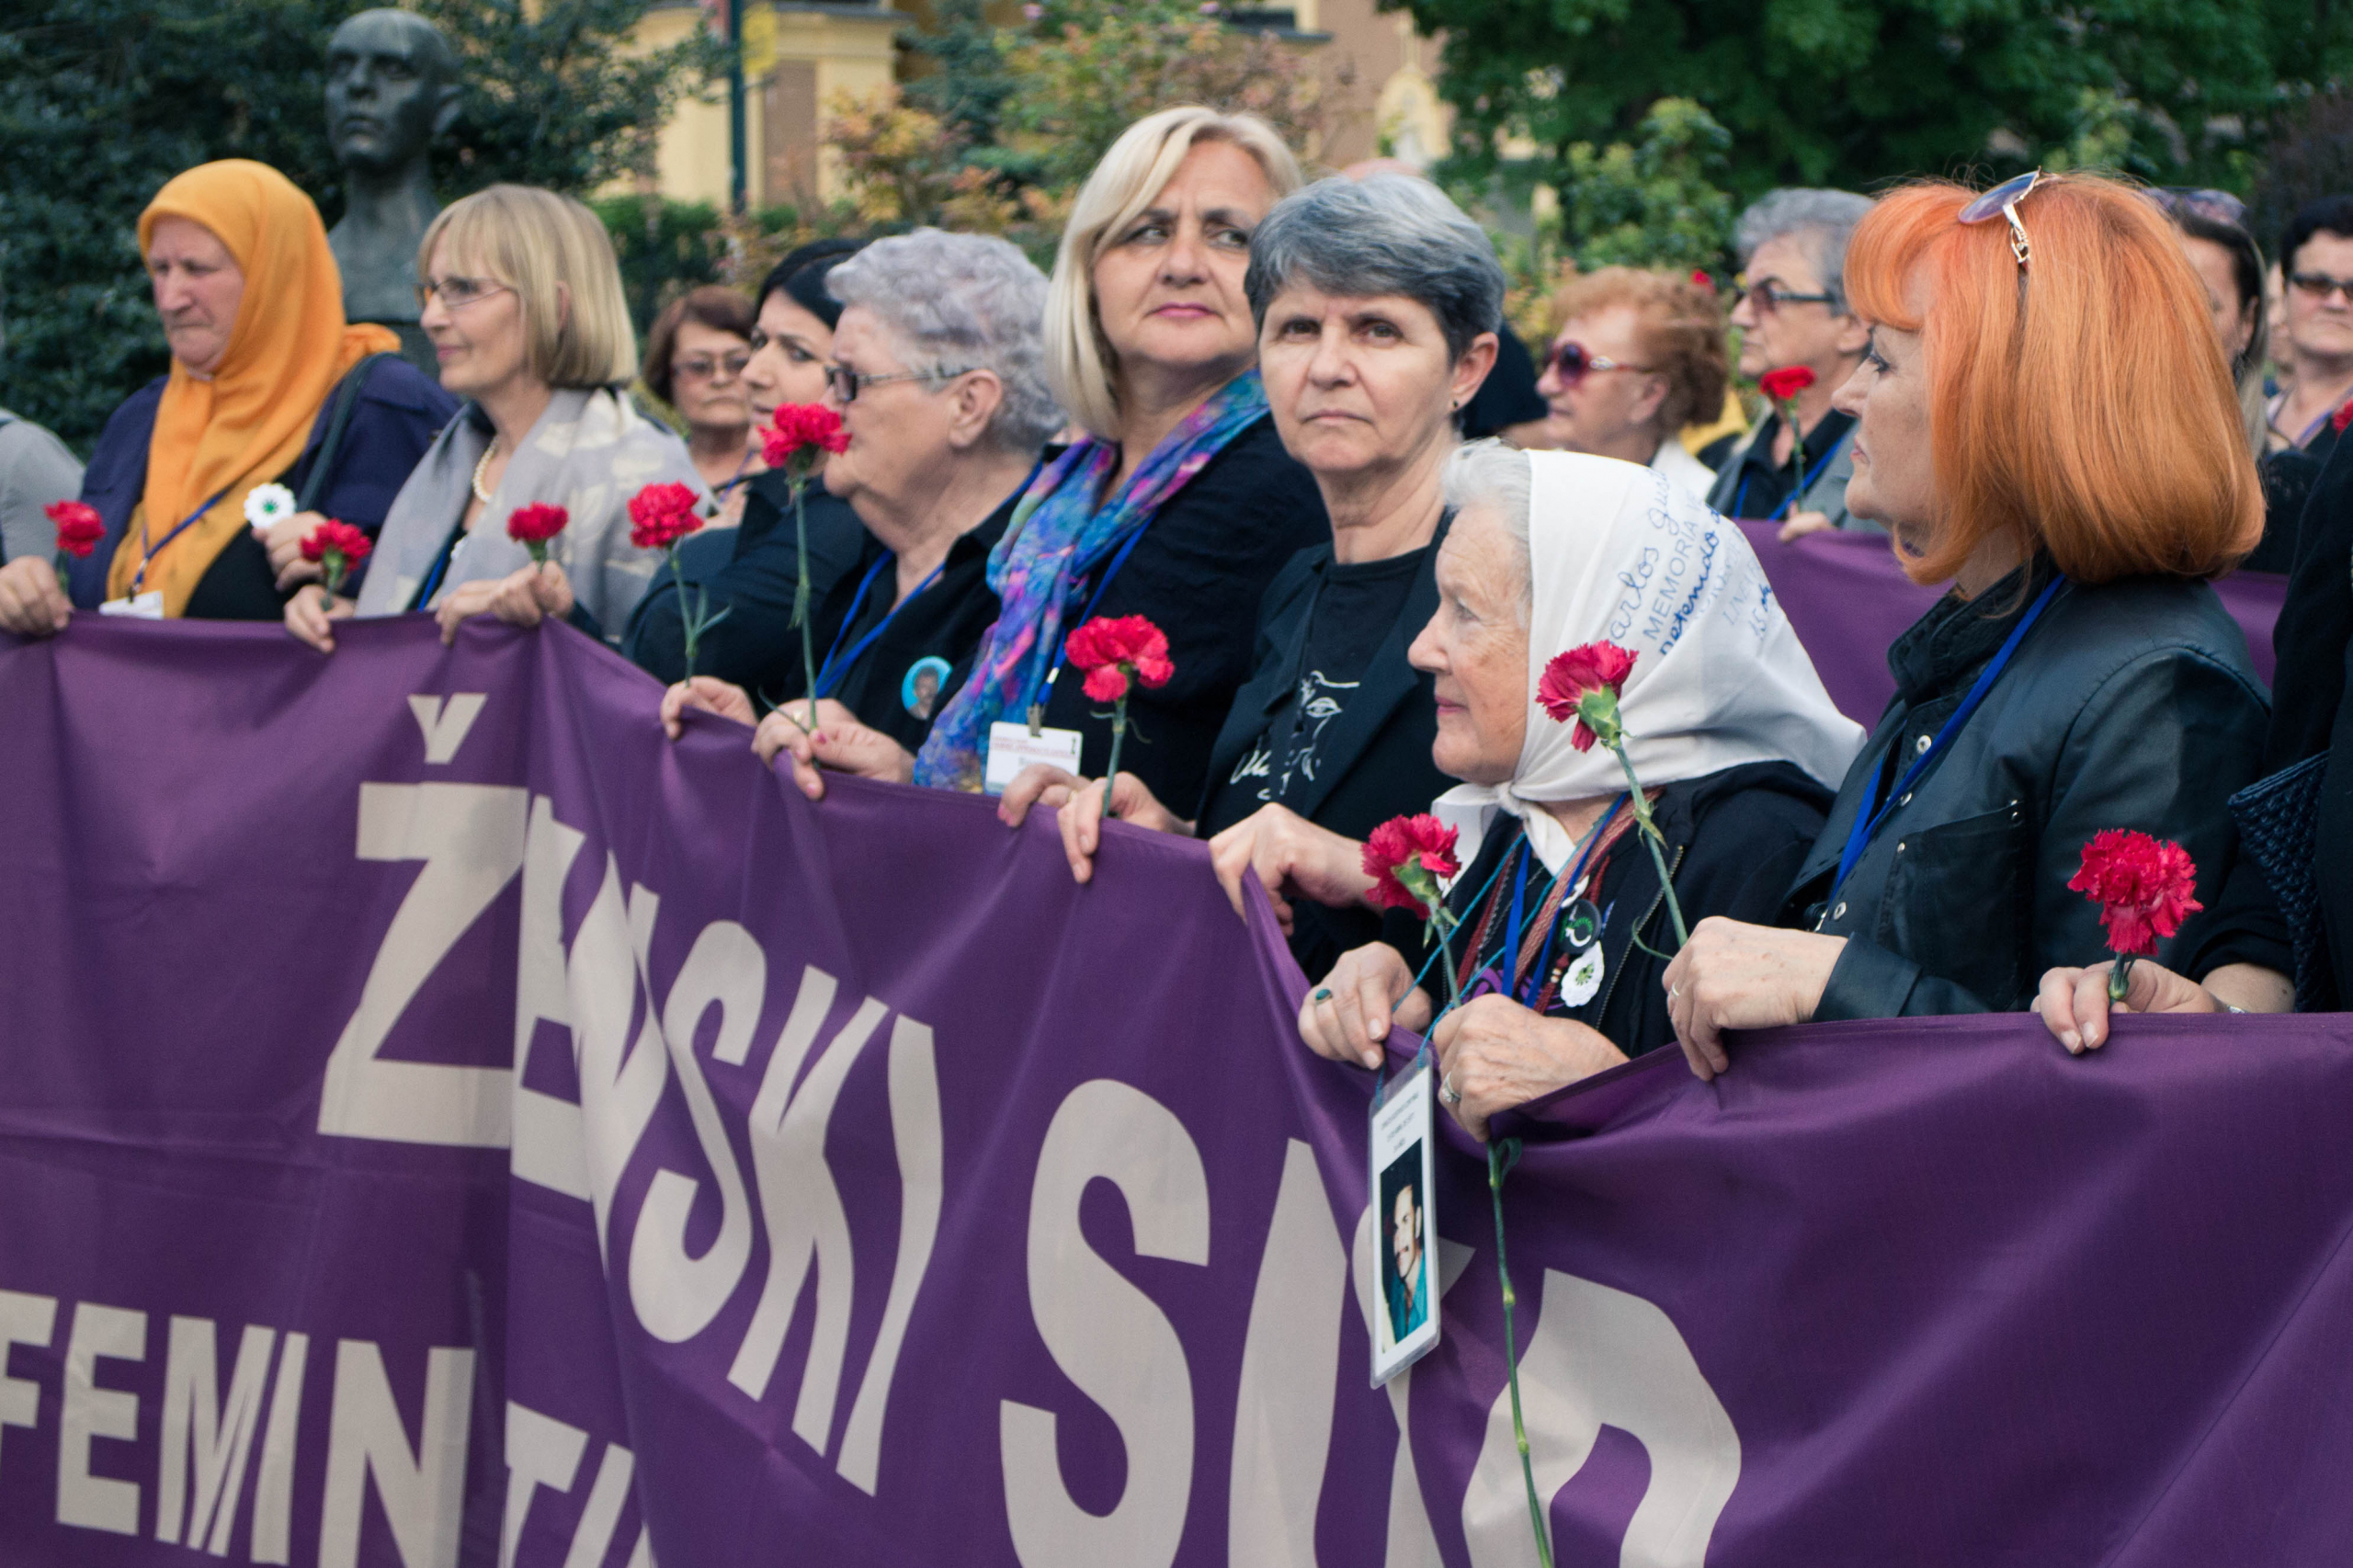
[631,0,1449,205]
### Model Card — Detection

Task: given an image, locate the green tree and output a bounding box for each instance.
[1560,97,1735,272]
[1403,0,2321,204]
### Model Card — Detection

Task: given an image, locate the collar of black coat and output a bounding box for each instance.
[1885,550,2060,706]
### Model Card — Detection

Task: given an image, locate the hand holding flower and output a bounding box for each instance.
[2068,830,2201,1002]
[1063,614,1174,819]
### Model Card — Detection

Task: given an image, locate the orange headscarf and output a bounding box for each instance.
[112,160,401,615]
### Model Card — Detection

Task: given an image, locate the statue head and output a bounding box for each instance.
[325,9,461,177]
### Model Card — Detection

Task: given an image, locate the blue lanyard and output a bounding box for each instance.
[129,486,233,595]
[813,554,944,699]
[1830,575,2065,901]
[1497,794,1626,1006]
[1732,430,1839,520]
[1033,519,1154,713]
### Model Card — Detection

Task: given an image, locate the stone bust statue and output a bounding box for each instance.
[324,9,462,345]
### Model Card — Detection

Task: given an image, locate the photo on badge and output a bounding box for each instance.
[1369,1060,1440,1384]
[903,655,951,721]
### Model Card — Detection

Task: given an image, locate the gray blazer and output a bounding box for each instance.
[1704,420,1879,534]
[0,407,85,564]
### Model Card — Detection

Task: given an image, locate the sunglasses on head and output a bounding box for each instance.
[1545,340,1654,386]
[2152,186,2248,227]
[1960,170,2048,274]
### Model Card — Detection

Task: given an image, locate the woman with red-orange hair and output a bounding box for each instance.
[1659,170,2271,1065]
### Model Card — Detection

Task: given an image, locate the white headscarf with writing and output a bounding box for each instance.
[1433,449,1864,875]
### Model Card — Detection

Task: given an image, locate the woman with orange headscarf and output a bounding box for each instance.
[0,159,455,634]
[1656,171,2271,1058]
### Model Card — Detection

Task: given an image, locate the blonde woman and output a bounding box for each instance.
[287,184,705,651]
[889,106,1331,805]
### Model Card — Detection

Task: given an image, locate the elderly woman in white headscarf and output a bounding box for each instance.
[1297,441,1862,1139]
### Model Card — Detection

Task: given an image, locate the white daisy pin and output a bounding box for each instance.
[244,483,297,536]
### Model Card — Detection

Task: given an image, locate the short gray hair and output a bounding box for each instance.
[828,229,1064,453]
[1733,188,1876,312]
[1245,176,1506,360]
[1440,438,1532,621]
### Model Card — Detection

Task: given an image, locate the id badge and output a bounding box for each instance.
[99,592,164,620]
[1369,1056,1440,1385]
[983,720,1084,796]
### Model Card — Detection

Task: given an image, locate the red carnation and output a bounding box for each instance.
[1757,365,1816,403]
[627,483,702,553]
[301,518,372,598]
[1689,268,1713,290]
[1537,641,1638,752]
[1065,614,1175,703]
[2068,830,2202,960]
[1362,814,1461,916]
[762,403,849,470]
[506,502,569,546]
[45,500,104,559]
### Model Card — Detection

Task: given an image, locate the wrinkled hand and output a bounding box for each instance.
[753,699,914,799]
[1431,995,1625,1142]
[661,676,756,739]
[1299,941,1432,1071]
[264,511,329,591]
[0,556,72,638]
[1660,916,1846,1080]
[2034,959,2220,1053]
[996,764,1084,829]
[1011,770,1188,885]
[436,561,574,644]
[283,584,356,652]
[1206,803,1372,933]
[1777,509,1835,543]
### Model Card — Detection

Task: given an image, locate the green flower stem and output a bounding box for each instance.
[670,547,696,678]
[1102,695,1128,820]
[2109,953,2136,1004]
[1612,742,1690,949]
[790,472,818,732]
[1490,1137,1552,1568]
[1779,396,1808,521]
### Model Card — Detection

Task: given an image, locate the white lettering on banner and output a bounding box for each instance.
[563,1439,638,1568]
[727,974,876,1419]
[251,1330,309,1565]
[1460,1269,1739,1568]
[568,860,670,1258]
[629,919,763,1343]
[1001,1080,1209,1568]
[515,796,590,1198]
[408,694,488,765]
[57,1300,144,1535]
[155,1316,274,1551]
[318,781,527,1147]
[502,1399,587,1568]
[0,1289,56,1477]
[319,1340,475,1568]
[1348,1210,1475,1568]
[835,1016,944,1495]
[1228,1139,1348,1568]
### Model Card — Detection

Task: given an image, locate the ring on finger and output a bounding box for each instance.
[1439,1073,1461,1107]
[1669,983,1682,1001]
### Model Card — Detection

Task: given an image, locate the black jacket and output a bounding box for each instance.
[1378,763,1831,1058]
[622,471,870,687]
[1199,525,1454,978]
[1035,415,1329,809]
[1793,562,2269,1018]
[2192,435,2353,1006]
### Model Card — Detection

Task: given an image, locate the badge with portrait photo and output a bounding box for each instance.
[902,655,952,722]
[1369,1058,1440,1385]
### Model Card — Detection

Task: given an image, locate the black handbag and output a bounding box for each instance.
[2228,751,2331,1010]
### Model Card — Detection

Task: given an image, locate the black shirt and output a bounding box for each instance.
[775,495,1015,754]
[1719,408,1855,519]
[1461,324,1549,441]
[1201,545,1428,832]
[1034,414,1330,809]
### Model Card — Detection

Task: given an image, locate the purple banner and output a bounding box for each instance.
[1731,520,2287,722]
[1,618,2347,1567]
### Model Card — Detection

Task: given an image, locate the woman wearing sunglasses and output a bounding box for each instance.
[2265,196,2353,454]
[1660,171,2269,1064]
[1705,187,1877,540]
[1528,267,1726,505]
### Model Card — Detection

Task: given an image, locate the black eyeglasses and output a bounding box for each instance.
[1733,278,1837,313]
[1543,341,1654,386]
[1960,169,2047,273]
[822,363,974,403]
[2290,271,2353,303]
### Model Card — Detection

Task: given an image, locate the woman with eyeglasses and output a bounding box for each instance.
[285,184,704,653]
[1527,267,1726,505]
[660,230,1063,765]
[0,160,454,637]
[642,286,759,525]
[1659,172,2269,1063]
[2266,197,2353,454]
[1705,187,1879,542]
